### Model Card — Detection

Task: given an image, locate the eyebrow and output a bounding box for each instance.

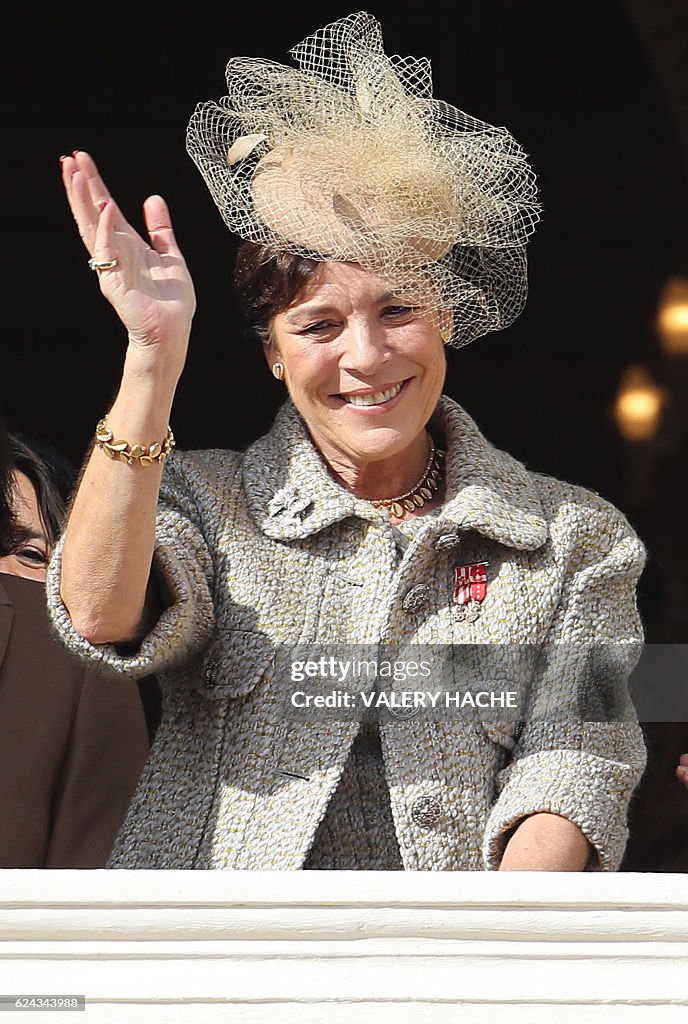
[284,292,400,325]
[284,305,336,325]
[12,526,48,547]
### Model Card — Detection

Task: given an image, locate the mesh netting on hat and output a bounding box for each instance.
[186,11,541,346]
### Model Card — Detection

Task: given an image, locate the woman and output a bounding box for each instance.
[0,429,149,867]
[0,435,74,582]
[0,423,16,555]
[49,12,646,871]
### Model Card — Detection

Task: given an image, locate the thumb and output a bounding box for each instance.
[143,195,180,257]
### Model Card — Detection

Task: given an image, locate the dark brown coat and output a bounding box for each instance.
[0,573,149,867]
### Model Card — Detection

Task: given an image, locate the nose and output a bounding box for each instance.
[340,318,388,376]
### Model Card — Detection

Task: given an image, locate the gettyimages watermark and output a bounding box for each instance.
[256,643,688,724]
[288,653,518,715]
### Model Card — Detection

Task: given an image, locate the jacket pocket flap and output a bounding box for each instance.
[194,627,275,699]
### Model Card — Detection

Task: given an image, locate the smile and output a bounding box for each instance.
[340,381,406,407]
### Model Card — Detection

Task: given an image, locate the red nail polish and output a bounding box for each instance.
[99,199,109,212]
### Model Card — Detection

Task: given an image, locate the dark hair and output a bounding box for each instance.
[233,241,323,345]
[0,419,16,557]
[7,436,76,550]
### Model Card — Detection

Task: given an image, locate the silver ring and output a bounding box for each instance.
[88,257,119,272]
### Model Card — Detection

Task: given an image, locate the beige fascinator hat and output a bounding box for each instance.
[186,11,541,347]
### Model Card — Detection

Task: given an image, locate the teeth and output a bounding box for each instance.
[344,382,403,407]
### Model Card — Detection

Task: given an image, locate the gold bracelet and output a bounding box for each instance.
[95,418,175,466]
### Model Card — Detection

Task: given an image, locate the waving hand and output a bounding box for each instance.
[61,151,196,372]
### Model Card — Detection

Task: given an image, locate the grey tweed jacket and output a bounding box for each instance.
[47,396,647,870]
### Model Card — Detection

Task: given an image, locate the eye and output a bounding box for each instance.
[301,320,339,336]
[382,305,419,320]
[14,546,49,568]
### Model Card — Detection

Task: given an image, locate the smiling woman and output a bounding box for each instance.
[238,249,447,502]
[46,12,646,873]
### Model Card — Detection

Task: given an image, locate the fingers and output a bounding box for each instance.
[143,195,181,257]
[60,154,74,206]
[61,154,93,249]
[61,151,114,254]
[71,170,101,252]
[75,150,112,208]
[60,152,183,271]
[91,198,120,271]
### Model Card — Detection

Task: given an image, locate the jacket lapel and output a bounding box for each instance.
[433,399,549,551]
[243,397,549,551]
[242,401,385,541]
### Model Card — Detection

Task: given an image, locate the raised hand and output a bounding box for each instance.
[61,151,196,374]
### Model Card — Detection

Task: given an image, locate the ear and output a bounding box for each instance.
[263,340,287,383]
[263,339,280,373]
[438,311,453,345]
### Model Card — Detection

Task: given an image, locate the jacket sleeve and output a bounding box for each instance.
[482,486,648,871]
[46,452,218,678]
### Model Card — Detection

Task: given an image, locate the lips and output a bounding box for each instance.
[338,380,407,407]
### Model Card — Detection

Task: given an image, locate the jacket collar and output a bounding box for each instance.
[242,397,548,551]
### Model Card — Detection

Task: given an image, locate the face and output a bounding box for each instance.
[268,262,447,471]
[0,471,50,583]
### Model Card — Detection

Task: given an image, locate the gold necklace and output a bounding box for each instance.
[371,437,446,518]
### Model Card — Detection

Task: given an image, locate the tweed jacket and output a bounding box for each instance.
[47,395,647,870]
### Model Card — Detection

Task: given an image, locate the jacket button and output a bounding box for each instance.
[411,795,441,829]
[434,532,462,551]
[402,584,431,612]
[388,703,421,720]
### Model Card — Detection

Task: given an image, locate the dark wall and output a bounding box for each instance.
[3,0,687,638]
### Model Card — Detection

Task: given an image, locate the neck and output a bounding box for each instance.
[319,431,433,502]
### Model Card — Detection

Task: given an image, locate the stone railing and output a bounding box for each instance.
[1,871,688,1022]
